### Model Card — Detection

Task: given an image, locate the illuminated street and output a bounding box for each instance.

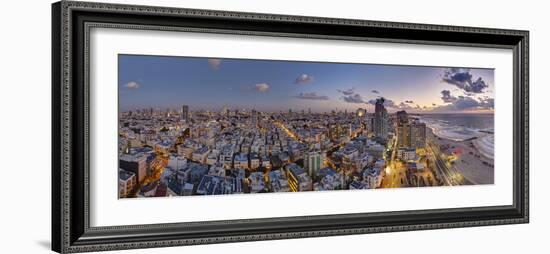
[117,55,494,198]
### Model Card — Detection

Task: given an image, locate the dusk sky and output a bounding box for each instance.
[119,54,495,114]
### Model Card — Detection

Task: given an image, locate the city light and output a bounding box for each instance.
[117,58,494,198]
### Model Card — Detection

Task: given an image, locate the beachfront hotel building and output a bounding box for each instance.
[409,122,426,148]
[396,111,427,149]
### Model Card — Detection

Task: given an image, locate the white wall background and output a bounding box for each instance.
[0,0,546,253]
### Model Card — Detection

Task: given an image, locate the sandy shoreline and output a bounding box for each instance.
[427,128,494,185]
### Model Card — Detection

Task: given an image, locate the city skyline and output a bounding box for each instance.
[119,55,495,114]
[118,96,494,198]
[118,54,494,199]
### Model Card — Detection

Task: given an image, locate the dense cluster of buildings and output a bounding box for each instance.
[118,97,431,198]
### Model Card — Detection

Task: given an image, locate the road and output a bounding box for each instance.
[128,151,169,197]
[274,121,303,143]
[381,137,409,188]
[426,139,472,186]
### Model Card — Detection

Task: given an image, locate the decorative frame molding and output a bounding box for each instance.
[52,1,529,253]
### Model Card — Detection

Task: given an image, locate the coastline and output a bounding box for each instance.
[427,128,494,185]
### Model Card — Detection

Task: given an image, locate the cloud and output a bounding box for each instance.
[255,83,270,93]
[337,88,366,103]
[397,102,414,109]
[342,94,365,103]
[368,98,427,111]
[294,74,314,84]
[479,97,494,108]
[436,89,493,111]
[385,99,397,108]
[366,97,470,112]
[208,59,222,70]
[124,81,140,89]
[452,96,482,109]
[293,92,329,100]
[367,97,397,108]
[441,90,457,103]
[432,95,494,112]
[337,88,355,96]
[442,68,489,94]
[371,90,380,94]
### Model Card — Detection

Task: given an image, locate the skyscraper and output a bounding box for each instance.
[181,105,189,120]
[396,123,410,148]
[396,120,426,149]
[396,110,410,148]
[409,121,426,148]
[373,98,389,140]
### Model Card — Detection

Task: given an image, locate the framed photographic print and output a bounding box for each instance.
[51,1,529,253]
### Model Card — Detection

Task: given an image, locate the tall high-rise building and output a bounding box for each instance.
[409,121,426,148]
[396,120,426,149]
[396,110,410,148]
[181,105,189,120]
[397,123,410,148]
[373,98,389,140]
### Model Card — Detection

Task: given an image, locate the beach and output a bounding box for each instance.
[427,128,494,185]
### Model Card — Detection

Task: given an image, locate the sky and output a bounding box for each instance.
[119,54,495,114]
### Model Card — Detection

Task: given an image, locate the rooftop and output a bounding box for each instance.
[119,169,135,181]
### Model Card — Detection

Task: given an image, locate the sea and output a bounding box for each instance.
[417,113,494,159]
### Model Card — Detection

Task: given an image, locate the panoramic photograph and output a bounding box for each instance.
[117,55,494,199]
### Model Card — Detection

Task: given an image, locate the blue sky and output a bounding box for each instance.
[119,54,494,113]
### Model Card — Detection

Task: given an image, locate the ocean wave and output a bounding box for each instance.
[419,117,494,159]
[421,118,482,141]
[473,135,494,159]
